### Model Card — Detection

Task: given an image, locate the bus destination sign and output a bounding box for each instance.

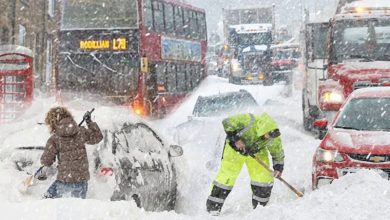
[79,38,127,51]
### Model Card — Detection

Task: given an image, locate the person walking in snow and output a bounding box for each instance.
[206,112,285,215]
[38,106,103,199]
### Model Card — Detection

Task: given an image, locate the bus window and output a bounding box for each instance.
[191,11,199,39]
[177,64,186,92]
[183,9,191,38]
[156,62,167,89]
[191,65,198,87]
[174,6,184,37]
[198,13,206,40]
[167,63,177,92]
[186,64,192,89]
[153,1,165,33]
[165,3,174,34]
[144,0,153,31]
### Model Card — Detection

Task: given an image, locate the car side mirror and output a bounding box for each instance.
[313,119,328,140]
[169,145,183,157]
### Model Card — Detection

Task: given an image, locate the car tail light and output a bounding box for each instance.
[313,118,328,128]
[98,166,113,176]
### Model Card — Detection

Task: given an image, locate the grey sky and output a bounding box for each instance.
[186,0,338,39]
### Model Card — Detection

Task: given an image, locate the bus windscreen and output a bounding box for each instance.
[61,0,138,29]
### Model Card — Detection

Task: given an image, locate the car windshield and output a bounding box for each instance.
[114,124,163,154]
[335,97,390,131]
[61,0,138,29]
[331,18,390,63]
[192,92,258,117]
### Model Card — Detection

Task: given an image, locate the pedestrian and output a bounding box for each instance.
[206,112,285,215]
[37,106,103,199]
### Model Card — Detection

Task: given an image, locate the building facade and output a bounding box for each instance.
[0,0,61,92]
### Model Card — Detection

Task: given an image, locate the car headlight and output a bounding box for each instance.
[245,74,253,80]
[316,148,344,162]
[321,91,344,104]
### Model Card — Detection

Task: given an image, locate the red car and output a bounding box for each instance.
[312,86,390,189]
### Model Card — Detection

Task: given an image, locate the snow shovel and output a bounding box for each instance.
[251,155,304,198]
[19,166,44,193]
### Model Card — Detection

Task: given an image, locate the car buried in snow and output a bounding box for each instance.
[312,87,390,189]
[0,108,183,211]
[174,89,259,146]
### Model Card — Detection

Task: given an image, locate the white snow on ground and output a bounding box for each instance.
[1,75,390,219]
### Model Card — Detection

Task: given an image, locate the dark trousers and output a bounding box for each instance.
[44,180,88,199]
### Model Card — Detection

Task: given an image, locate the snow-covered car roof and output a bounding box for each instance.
[271,43,299,50]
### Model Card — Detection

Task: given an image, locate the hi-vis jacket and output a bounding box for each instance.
[222,112,284,166]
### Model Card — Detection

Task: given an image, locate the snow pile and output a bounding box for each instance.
[1,75,390,219]
[245,170,390,220]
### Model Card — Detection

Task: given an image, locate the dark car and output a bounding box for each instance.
[175,89,258,146]
[192,89,258,117]
[312,87,390,189]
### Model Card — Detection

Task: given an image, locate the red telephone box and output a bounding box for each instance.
[0,45,34,123]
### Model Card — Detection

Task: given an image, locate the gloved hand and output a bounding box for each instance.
[83,110,93,124]
[35,166,48,181]
[273,164,284,178]
[226,132,239,144]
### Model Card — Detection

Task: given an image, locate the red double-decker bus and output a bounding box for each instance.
[58,0,207,117]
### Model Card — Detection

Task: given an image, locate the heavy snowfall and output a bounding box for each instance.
[1,0,390,219]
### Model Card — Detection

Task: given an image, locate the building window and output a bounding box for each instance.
[20,0,30,6]
[18,25,26,46]
[1,27,9,44]
[48,0,55,17]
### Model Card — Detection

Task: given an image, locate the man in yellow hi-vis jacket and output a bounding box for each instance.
[206,112,285,215]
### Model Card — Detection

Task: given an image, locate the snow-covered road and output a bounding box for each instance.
[0,75,389,219]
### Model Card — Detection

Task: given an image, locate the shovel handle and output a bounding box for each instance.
[251,155,304,198]
[78,108,95,127]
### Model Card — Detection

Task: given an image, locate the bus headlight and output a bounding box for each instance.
[316,148,344,162]
[258,72,265,80]
[321,91,344,104]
